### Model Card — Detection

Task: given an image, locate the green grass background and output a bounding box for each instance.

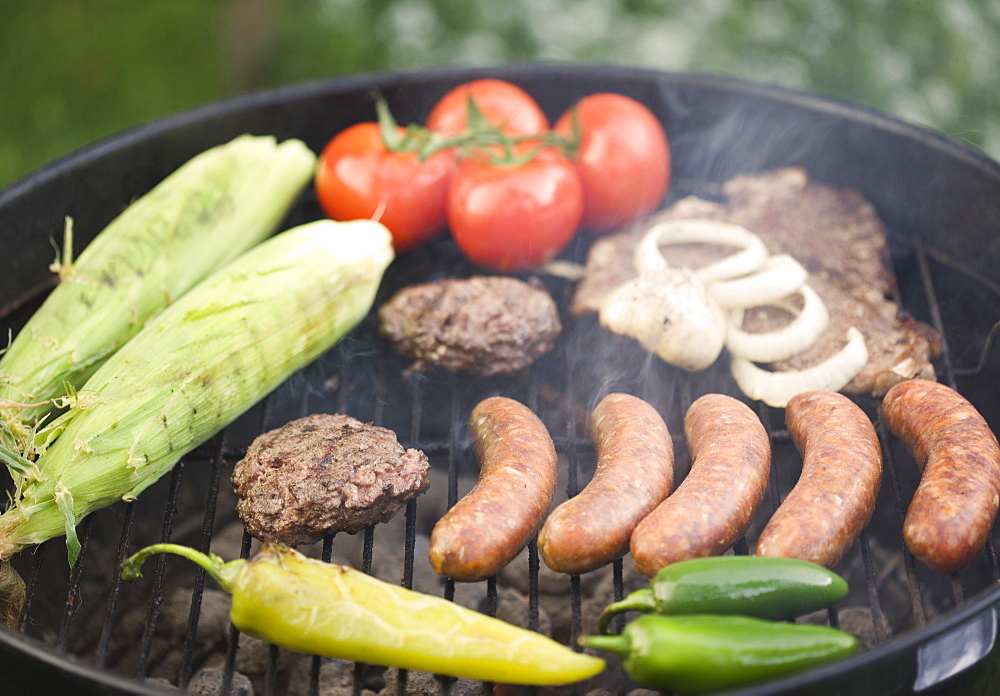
[2,0,998,188]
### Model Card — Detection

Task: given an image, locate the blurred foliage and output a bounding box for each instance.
[2,0,998,188]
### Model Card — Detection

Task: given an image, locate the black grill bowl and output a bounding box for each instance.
[2,65,1000,696]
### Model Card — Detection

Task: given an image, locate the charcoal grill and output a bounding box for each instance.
[2,65,1000,696]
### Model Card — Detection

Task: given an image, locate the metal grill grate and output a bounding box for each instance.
[5,200,1000,696]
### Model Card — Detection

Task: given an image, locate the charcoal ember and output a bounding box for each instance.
[380,667,474,696]
[188,666,255,695]
[441,677,484,696]
[233,634,299,677]
[284,657,356,696]
[494,585,553,638]
[578,562,649,636]
[361,468,448,598]
[96,585,194,682]
[377,275,562,376]
[232,414,430,546]
[585,690,657,696]
[145,677,180,692]
[373,530,452,601]
[157,586,230,659]
[835,605,884,650]
[211,520,258,560]
[381,668,437,696]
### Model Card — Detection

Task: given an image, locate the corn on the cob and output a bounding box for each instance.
[0,135,316,459]
[0,219,394,566]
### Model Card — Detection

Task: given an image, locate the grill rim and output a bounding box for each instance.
[2,63,1000,695]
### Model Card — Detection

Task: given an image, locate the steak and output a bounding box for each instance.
[231,413,430,546]
[571,167,941,396]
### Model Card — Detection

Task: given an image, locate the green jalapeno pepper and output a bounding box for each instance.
[598,555,849,633]
[583,613,858,694]
[122,542,604,686]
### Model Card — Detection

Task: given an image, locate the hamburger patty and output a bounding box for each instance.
[377,275,562,376]
[231,413,430,546]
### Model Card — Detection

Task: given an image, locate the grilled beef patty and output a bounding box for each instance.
[377,275,562,376]
[231,413,430,546]
[571,167,941,396]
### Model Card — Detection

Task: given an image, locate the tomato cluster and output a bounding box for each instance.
[314,79,672,272]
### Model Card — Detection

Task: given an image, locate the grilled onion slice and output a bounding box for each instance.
[708,254,809,309]
[634,218,769,283]
[725,284,830,363]
[729,327,869,408]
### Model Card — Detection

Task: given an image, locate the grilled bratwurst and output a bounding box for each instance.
[429,396,558,582]
[539,392,675,575]
[881,379,1000,573]
[630,393,770,575]
[757,391,882,568]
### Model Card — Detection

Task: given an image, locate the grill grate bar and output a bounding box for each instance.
[569,574,583,650]
[912,235,956,388]
[135,462,185,679]
[878,379,928,629]
[265,643,281,696]
[609,560,625,634]
[306,534,337,696]
[557,338,587,646]
[17,542,46,633]
[527,542,542,632]
[441,377,463,607]
[95,500,138,668]
[177,433,229,690]
[858,526,890,643]
[953,321,1000,379]
[403,376,424,590]
[219,530,255,696]
[402,499,419,590]
[56,515,93,654]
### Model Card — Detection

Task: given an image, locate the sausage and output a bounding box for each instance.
[630,394,770,576]
[756,390,882,568]
[880,379,1000,573]
[429,396,558,582]
[538,393,674,574]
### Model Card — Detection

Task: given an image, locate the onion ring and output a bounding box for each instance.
[708,254,809,309]
[729,327,869,408]
[725,284,830,363]
[633,219,769,283]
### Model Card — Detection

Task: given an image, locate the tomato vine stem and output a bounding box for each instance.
[375,96,578,165]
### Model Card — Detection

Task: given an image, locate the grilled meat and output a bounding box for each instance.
[377,275,562,376]
[231,413,430,546]
[571,167,941,396]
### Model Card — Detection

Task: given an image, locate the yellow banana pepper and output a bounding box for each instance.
[122,542,604,686]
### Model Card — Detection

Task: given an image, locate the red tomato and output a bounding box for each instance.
[554,93,671,232]
[448,145,583,272]
[427,79,549,136]
[314,122,455,252]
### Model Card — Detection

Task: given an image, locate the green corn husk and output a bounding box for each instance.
[0,219,394,566]
[0,134,316,460]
